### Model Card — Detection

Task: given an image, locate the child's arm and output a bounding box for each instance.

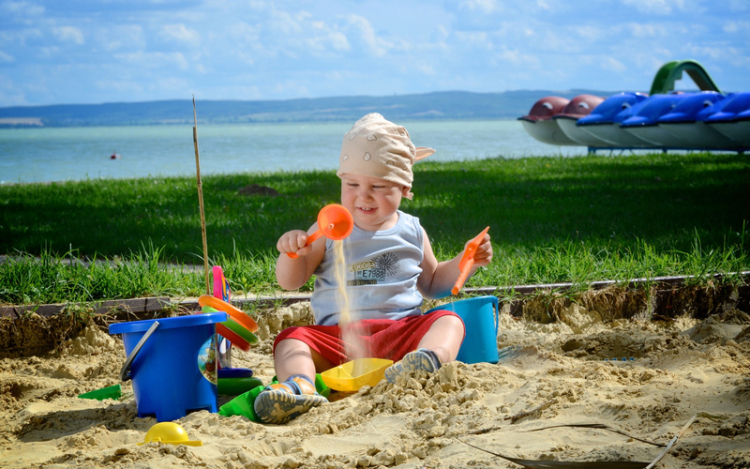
[417,228,493,299]
[275,224,327,290]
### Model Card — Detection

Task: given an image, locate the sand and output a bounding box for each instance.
[2,300,749,469]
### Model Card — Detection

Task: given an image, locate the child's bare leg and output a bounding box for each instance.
[273,338,334,381]
[385,314,465,384]
[416,314,465,364]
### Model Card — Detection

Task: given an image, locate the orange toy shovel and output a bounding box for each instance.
[451,226,490,295]
[287,204,354,258]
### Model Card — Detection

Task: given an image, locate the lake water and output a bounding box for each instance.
[0,120,589,184]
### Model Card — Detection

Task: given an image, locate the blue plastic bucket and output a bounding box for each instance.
[426,296,499,364]
[109,312,227,422]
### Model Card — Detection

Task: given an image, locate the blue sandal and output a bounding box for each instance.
[385,349,441,383]
[253,375,328,424]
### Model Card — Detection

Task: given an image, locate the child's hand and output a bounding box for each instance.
[277,230,313,258]
[466,232,493,267]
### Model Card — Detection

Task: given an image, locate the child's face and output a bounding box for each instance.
[340,173,407,231]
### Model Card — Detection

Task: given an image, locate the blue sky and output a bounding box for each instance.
[0,0,748,107]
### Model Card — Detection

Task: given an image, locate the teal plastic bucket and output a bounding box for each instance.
[109,312,227,422]
[426,296,499,364]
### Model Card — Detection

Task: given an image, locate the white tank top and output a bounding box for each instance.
[311,210,424,326]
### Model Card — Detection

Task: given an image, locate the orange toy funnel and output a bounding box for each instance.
[451,226,490,296]
[287,204,354,258]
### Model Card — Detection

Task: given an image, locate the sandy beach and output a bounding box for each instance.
[2,295,749,469]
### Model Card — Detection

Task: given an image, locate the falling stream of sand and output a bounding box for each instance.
[332,240,369,374]
[332,240,350,325]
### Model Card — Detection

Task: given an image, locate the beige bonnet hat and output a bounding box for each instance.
[337,113,435,200]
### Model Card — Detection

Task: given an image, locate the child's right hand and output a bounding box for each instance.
[277,230,312,258]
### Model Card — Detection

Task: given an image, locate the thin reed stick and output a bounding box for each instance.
[192,96,210,295]
[644,414,697,469]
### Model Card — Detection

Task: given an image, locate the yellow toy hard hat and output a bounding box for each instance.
[138,422,202,446]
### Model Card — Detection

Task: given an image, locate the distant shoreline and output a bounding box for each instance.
[0,89,622,128]
[0,116,520,129]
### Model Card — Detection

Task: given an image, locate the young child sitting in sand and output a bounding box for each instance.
[254,113,493,424]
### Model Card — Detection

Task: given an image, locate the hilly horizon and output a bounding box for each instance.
[0,89,627,128]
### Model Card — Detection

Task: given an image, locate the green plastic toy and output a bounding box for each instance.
[78,384,122,401]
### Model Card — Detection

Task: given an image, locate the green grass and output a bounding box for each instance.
[1,151,748,305]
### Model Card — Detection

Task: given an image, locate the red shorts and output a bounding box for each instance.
[273,310,464,366]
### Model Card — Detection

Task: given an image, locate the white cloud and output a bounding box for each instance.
[305,29,350,54]
[414,63,436,76]
[0,74,32,106]
[154,76,191,93]
[203,82,264,100]
[620,0,685,15]
[39,45,59,57]
[573,26,607,41]
[495,47,540,67]
[686,43,729,60]
[0,90,27,106]
[344,14,399,57]
[0,50,14,62]
[0,28,43,46]
[116,51,190,71]
[454,31,492,49]
[267,8,305,35]
[536,0,551,10]
[459,0,499,14]
[95,79,143,94]
[723,21,750,34]
[309,20,350,52]
[724,47,750,69]
[52,26,85,45]
[161,24,200,45]
[226,21,278,63]
[328,31,350,52]
[1,1,44,16]
[601,57,627,73]
[537,30,567,52]
[228,22,260,43]
[626,23,666,38]
[96,25,145,52]
[222,7,361,60]
[269,79,310,97]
